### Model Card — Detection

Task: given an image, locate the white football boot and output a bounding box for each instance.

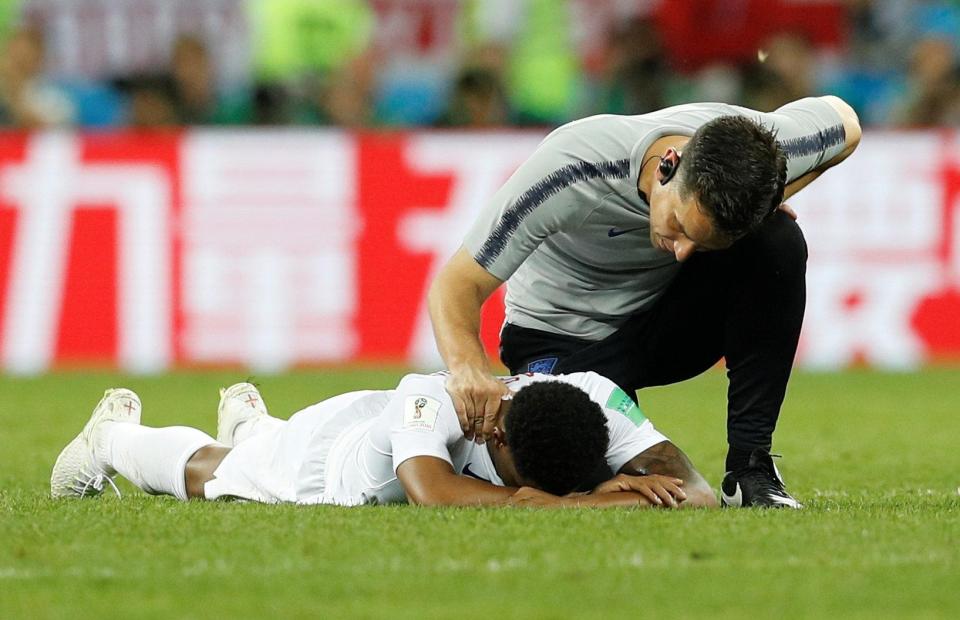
[216,383,269,447]
[50,388,142,498]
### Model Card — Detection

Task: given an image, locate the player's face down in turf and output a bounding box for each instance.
[482,402,573,492]
[483,423,530,489]
[491,381,613,495]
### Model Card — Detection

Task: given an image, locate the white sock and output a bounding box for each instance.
[101,423,215,501]
[232,415,285,445]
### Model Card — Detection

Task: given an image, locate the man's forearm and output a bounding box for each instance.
[428,278,490,374]
[417,478,518,507]
[428,247,504,373]
[428,248,509,438]
[399,456,517,506]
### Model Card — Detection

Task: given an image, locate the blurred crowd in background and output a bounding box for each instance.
[1,0,959,130]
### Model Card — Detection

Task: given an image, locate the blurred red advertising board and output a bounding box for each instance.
[0,129,957,373]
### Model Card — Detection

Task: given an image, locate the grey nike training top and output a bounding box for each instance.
[462,98,847,340]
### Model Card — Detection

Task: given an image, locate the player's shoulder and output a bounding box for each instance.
[397,372,448,393]
[393,373,459,433]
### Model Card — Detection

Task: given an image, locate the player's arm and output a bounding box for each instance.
[578,373,718,508]
[428,247,509,441]
[617,441,717,508]
[781,95,862,201]
[396,457,680,509]
[507,484,682,509]
[397,455,517,506]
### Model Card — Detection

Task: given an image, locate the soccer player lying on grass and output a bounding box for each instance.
[51,372,717,508]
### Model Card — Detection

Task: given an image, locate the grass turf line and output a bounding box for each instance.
[1,368,958,619]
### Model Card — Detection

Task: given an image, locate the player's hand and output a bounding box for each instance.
[778,203,798,220]
[593,474,686,508]
[445,367,510,443]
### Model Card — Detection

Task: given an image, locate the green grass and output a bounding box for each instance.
[2,368,958,619]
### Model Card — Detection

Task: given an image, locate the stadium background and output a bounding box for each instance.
[0,0,958,374]
[2,3,959,618]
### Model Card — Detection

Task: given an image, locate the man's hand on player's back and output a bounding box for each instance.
[445,366,510,442]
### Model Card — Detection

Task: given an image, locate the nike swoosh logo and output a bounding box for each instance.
[720,482,743,507]
[462,463,490,483]
[767,494,803,508]
[607,227,643,238]
[720,481,803,508]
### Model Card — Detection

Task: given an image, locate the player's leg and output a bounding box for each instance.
[105,422,223,500]
[184,445,231,498]
[217,382,283,447]
[51,389,217,500]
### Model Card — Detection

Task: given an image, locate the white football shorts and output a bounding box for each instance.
[203,390,386,504]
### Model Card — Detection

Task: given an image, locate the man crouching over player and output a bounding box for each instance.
[51,372,717,508]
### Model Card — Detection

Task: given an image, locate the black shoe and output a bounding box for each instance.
[720,448,802,508]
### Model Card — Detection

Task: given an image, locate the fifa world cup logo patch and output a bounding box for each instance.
[404,395,441,430]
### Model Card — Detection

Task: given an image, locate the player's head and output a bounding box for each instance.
[497,381,610,495]
[648,115,787,262]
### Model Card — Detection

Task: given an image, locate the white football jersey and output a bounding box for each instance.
[206,372,668,506]
[328,371,667,505]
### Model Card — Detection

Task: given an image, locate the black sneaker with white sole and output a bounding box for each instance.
[720,448,802,509]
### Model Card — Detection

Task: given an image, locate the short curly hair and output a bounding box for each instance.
[504,381,610,496]
[677,115,787,240]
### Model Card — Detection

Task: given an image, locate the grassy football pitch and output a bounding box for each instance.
[1,367,958,619]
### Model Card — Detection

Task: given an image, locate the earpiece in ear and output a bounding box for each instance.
[658,155,679,185]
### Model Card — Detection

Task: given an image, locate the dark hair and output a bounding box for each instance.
[676,115,787,240]
[504,381,610,496]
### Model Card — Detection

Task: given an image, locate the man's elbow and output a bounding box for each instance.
[408,493,443,507]
[407,489,485,508]
[822,95,862,150]
[403,479,474,507]
[682,481,719,508]
[404,483,451,507]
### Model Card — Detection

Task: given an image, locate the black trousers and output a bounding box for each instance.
[500,211,807,454]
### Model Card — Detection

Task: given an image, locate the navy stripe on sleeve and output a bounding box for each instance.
[475,158,631,269]
[777,123,846,168]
